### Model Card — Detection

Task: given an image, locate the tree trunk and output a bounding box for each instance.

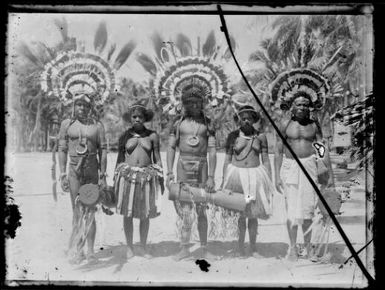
[29,97,42,152]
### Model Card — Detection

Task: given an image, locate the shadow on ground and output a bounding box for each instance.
[337,215,365,225]
[207,241,289,259]
[75,240,351,272]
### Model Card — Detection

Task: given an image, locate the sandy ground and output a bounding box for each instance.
[5,152,369,287]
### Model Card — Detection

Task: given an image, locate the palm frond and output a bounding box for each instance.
[322,45,344,72]
[18,42,42,68]
[249,50,269,63]
[260,38,271,50]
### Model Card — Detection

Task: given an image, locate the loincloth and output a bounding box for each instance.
[176,154,208,187]
[280,155,319,225]
[223,164,274,219]
[114,163,163,219]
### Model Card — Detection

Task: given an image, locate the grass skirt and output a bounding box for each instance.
[223,164,274,219]
[114,163,163,219]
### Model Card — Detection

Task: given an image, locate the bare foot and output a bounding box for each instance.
[86,253,98,265]
[69,252,86,265]
[126,246,134,260]
[251,252,264,259]
[286,247,298,262]
[200,247,217,261]
[173,247,191,261]
[137,246,153,259]
[233,247,247,258]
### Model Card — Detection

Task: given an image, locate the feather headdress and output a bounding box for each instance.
[136,31,236,115]
[270,68,330,110]
[39,20,137,106]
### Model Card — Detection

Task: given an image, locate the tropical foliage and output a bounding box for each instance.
[9,15,371,154]
[247,15,366,132]
[10,18,140,152]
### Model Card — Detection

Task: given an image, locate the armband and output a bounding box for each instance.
[99,142,107,150]
[208,136,216,148]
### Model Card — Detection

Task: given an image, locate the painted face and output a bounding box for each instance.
[183,97,203,117]
[239,111,255,135]
[74,99,91,119]
[131,109,145,131]
[292,96,311,120]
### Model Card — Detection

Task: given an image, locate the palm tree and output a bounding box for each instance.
[14,18,137,151]
[247,15,362,129]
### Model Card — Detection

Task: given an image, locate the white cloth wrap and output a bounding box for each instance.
[280,155,319,225]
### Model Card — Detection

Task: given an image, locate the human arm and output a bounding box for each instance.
[97,121,107,188]
[259,134,272,180]
[115,132,127,170]
[221,132,234,189]
[151,132,165,194]
[274,122,286,194]
[151,132,163,167]
[221,153,232,189]
[58,119,70,191]
[206,135,216,192]
[315,121,335,187]
[166,133,177,188]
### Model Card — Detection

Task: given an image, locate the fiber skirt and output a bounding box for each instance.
[223,164,274,219]
[114,163,164,219]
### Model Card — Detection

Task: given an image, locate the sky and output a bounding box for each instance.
[8,13,277,83]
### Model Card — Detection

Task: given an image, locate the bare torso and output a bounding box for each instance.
[124,133,154,167]
[66,119,100,155]
[231,133,262,168]
[284,120,318,159]
[178,118,209,156]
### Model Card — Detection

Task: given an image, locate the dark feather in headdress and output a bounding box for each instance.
[107,44,116,61]
[151,31,167,62]
[53,17,68,41]
[175,33,192,57]
[37,41,55,60]
[202,30,216,58]
[136,53,157,76]
[224,35,236,59]
[113,40,137,70]
[94,21,108,54]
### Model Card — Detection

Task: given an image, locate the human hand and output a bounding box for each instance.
[275,176,284,194]
[60,173,70,192]
[205,176,215,193]
[326,177,335,188]
[166,173,175,189]
[99,177,107,189]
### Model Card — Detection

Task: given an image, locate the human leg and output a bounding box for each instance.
[123,216,134,259]
[86,218,97,263]
[286,220,299,261]
[196,204,216,260]
[238,216,247,256]
[67,171,84,260]
[301,219,313,258]
[173,202,193,261]
[248,218,259,255]
[139,218,152,258]
[197,204,208,246]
